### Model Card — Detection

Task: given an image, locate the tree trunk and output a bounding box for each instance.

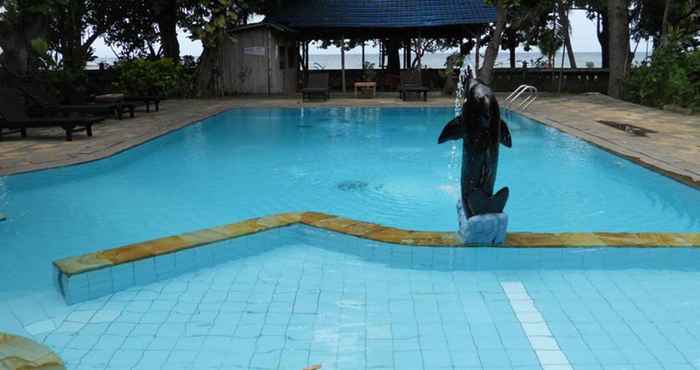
[153,0,180,59]
[478,0,507,83]
[661,0,672,44]
[509,42,516,68]
[558,2,577,68]
[385,38,401,74]
[194,32,226,97]
[597,13,609,68]
[607,0,630,98]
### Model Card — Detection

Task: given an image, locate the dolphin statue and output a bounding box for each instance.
[438,77,512,218]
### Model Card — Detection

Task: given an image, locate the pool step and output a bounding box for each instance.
[52,211,700,305]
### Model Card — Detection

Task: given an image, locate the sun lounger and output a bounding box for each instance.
[400,70,429,101]
[19,83,135,120]
[302,73,330,101]
[125,95,161,113]
[0,88,103,141]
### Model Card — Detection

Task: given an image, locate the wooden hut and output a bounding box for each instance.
[221,1,496,95]
[220,22,298,95]
[265,0,496,92]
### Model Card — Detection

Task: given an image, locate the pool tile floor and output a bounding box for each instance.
[10,241,700,370]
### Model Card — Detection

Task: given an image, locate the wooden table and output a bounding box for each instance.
[94,93,125,103]
[354,82,377,98]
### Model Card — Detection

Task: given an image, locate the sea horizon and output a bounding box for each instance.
[91,51,652,70]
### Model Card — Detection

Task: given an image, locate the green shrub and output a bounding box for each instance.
[113,58,192,98]
[625,31,700,111]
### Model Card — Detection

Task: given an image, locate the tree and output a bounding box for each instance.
[479,0,508,83]
[501,24,528,68]
[102,0,161,59]
[183,0,250,96]
[153,0,180,59]
[577,0,608,68]
[0,0,50,74]
[479,0,551,82]
[607,0,630,98]
[411,38,462,69]
[537,28,564,67]
[47,0,121,75]
[557,0,577,68]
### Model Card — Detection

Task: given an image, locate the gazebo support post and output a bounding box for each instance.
[341,35,346,93]
[379,40,384,70]
[404,39,411,69]
[417,34,422,70]
[362,41,365,69]
[303,40,309,86]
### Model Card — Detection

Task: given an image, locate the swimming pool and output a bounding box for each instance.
[0,106,699,368]
[0,107,699,287]
[6,226,700,370]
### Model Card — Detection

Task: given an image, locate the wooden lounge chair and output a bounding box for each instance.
[19,83,135,120]
[400,70,429,101]
[302,73,330,101]
[125,95,161,113]
[0,88,103,141]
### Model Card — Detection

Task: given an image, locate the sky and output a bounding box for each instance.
[91,10,645,59]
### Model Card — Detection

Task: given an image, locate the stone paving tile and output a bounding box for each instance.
[520,93,700,187]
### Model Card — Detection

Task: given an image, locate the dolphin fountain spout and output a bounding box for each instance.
[438,67,512,244]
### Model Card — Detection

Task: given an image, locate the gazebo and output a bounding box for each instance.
[265,0,496,92]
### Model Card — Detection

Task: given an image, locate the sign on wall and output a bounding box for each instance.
[244,46,266,56]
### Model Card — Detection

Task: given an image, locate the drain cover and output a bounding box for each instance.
[597,120,657,137]
[337,180,369,191]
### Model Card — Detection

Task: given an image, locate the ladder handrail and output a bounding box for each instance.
[505,84,537,111]
[505,84,529,101]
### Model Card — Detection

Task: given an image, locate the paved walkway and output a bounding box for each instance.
[521,93,700,187]
[0,94,698,189]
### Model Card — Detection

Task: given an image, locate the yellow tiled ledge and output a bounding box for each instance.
[0,332,66,370]
[53,211,700,277]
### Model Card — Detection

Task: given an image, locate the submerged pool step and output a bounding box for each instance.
[52,211,700,305]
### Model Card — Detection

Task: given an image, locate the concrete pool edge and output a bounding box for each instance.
[0,332,66,369]
[512,108,700,189]
[54,211,700,279]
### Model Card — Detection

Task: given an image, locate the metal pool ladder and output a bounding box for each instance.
[505,84,538,110]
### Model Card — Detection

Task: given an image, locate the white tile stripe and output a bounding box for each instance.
[501,282,574,370]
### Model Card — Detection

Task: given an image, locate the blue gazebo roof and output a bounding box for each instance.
[265,0,495,35]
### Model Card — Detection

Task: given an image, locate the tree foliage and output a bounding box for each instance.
[625,30,700,110]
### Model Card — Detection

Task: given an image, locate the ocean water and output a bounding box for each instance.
[91,51,650,70]
[306,52,651,70]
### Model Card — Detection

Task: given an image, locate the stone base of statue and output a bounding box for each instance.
[457,200,508,245]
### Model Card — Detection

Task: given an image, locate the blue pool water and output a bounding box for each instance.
[0,107,699,289]
[4,227,700,370]
[0,107,699,368]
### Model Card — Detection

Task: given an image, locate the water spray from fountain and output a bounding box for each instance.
[447,62,473,190]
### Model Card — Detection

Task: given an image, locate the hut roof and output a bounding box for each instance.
[265,0,495,37]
